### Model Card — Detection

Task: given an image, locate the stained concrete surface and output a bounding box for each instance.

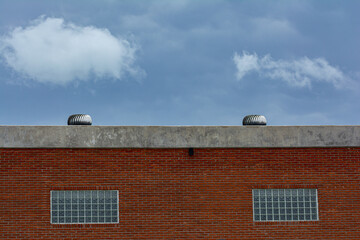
[1,125,359,148]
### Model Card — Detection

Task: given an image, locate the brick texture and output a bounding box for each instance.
[0,148,359,239]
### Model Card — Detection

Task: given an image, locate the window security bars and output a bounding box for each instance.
[252,189,318,222]
[51,190,119,224]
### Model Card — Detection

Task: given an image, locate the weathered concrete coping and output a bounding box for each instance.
[0,126,359,148]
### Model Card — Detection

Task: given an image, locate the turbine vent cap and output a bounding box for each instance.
[68,114,92,125]
[243,115,267,126]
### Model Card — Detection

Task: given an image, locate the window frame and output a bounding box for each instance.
[252,189,319,222]
[50,190,119,224]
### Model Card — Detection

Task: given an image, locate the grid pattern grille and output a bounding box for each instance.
[51,190,119,224]
[252,189,318,221]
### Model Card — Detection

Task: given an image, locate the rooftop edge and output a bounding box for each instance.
[0,125,359,148]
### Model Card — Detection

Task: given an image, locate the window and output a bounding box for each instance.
[252,189,318,222]
[51,190,119,224]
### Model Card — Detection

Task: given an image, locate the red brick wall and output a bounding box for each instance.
[0,148,359,239]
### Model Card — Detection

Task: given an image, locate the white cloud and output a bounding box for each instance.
[233,52,259,80]
[0,17,144,85]
[233,51,350,88]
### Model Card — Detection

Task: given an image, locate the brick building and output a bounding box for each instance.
[1,125,360,239]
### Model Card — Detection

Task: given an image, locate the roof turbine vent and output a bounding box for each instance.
[243,115,267,126]
[67,114,92,125]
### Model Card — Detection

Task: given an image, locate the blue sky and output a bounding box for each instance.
[0,0,359,125]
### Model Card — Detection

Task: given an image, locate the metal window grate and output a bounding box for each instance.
[252,189,318,222]
[51,190,119,224]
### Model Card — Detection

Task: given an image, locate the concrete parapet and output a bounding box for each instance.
[0,125,359,148]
